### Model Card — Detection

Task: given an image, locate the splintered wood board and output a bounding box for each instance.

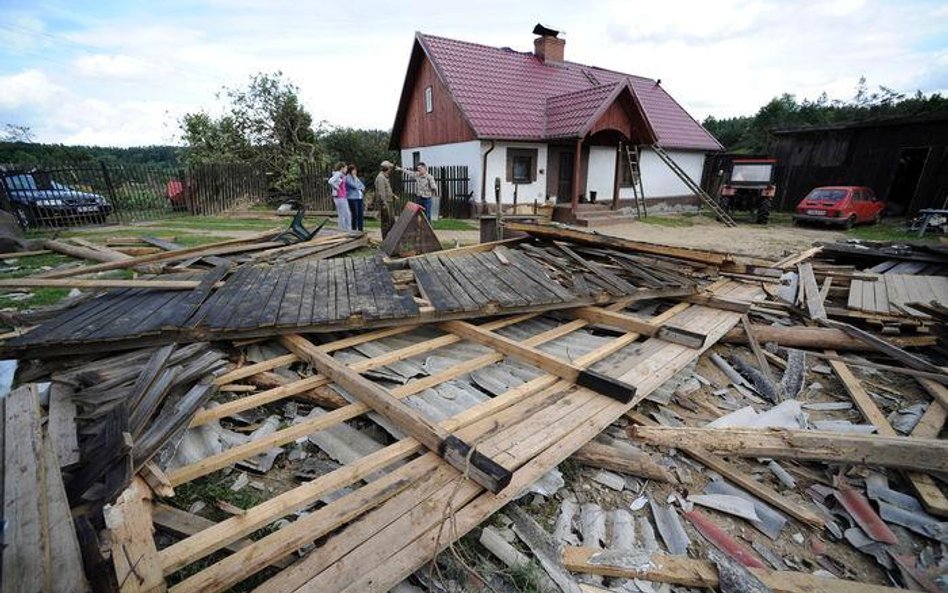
[848,274,948,317]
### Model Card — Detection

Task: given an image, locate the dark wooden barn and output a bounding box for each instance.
[768,113,948,215]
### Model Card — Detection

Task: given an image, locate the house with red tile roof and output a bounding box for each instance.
[390,25,723,221]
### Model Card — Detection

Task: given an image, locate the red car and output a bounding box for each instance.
[792,186,884,229]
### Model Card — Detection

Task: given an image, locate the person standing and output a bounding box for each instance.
[345,163,365,231]
[328,162,351,231]
[375,161,396,238]
[397,162,438,218]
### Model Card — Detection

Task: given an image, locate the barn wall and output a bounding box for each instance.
[397,55,476,149]
[770,118,948,214]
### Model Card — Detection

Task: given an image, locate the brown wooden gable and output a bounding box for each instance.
[395,50,476,149]
[588,88,654,145]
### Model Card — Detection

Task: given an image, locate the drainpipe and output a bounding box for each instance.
[481,140,496,214]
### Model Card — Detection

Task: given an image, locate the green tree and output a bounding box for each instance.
[321,127,397,183]
[179,71,326,193]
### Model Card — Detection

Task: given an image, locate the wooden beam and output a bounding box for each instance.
[45,239,130,263]
[2,385,48,593]
[572,440,676,482]
[439,320,636,402]
[799,262,826,321]
[0,278,206,290]
[281,334,513,493]
[503,221,735,267]
[626,411,823,528]
[830,355,948,516]
[721,324,915,351]
[41,229,279,279]
[0,249,51,258]
[741,314,776,386]
[562,546,905,593]
[631,426,948,473]
[104,478,166,593]
[568,306,706,348]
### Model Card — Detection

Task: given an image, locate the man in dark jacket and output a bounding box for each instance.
[375,160,396,238]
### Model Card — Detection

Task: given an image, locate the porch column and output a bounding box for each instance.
[571,137,582,212]
[612,141,622,210]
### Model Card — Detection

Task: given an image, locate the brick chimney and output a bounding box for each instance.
[533,23,564,64]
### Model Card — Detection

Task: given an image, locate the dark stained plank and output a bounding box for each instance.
[438,254,491,307]
[74,289,171,340]
[493,248,573,303]
[207,265,263,329]
[11,289,131,345]
[500,247,577,302]
[277,261,307,327]
[411,257,462,311]
[186,264,252,329]
[353,257,381,320]
[296,258,320,327]
[365,255,395,319]
[231,265,277,330]
[311,259,332,324]
[424,255,480,311]
[257,263,295,328]
[456,254,525,307]
[333,257,351,321]
[345,257,365,318]
[470,252,534,306]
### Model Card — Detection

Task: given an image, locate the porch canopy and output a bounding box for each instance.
[545,81,657,209]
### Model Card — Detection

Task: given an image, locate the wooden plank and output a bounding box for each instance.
[0,278,204,290]
[626,411,823,528]
[103,478,166,593]
[562,546,906,593]
[257,263,294,328]
[439,319,636,402]
[2,385,47,593]
[42,430,91,593]
[332,258,350,321]
[572,440,675,482]
[45,239,130,263]
[297,257,320,326]
[798,262,826,320]
[152,504,293,570]
[503,222,735,267]
[47,382,80,467]
[410,257,461,312]
[281,333,513,493]
[42,229,279,278]
[742,314,776,385]
[140,236,183,251]
[631,426,948,472]
[872,275,889,314]
[820,318,944,375]
[276,260,306,327]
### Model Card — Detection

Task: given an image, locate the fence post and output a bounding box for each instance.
[99,160,119,223]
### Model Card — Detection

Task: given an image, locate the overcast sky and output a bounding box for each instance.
[2,0,946,147]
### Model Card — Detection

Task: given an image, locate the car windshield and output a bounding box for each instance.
[730,163,773,183]
[807,189,848,202]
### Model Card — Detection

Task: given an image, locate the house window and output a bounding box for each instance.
[424,86,433,113]
[412,151,421,168]
[506,148,538,184]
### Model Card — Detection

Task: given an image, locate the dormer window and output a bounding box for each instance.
[424,86,433,113]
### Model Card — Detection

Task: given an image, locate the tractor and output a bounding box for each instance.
[718,159,777,224]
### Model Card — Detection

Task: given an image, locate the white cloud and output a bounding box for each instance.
[0,69,65,110]
[74,54,150,79]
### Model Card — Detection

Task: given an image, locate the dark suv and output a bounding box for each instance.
[1,173,113,227]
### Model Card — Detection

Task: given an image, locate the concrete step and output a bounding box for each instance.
[574,213,639,228]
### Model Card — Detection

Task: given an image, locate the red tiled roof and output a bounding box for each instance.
[545,83,619,138]
[416,33,722,151]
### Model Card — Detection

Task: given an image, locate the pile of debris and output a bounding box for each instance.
[0,217,946,593]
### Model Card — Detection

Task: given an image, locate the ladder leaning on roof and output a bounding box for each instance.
[621,143,648,219]
[650,144,737,227]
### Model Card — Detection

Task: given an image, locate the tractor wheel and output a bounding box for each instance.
[755,198,772,224]
[844,215,857,230]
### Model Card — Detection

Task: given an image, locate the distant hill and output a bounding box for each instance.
[0,142,184,168]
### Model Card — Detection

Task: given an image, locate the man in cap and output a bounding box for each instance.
[375,160,396,238]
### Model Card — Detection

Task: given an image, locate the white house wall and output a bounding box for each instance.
[586,145,617,202]
[621,148,706,199]
[481,141,549,205]
[398,140,481,197]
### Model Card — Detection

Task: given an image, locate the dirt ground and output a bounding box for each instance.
[371,217,847,261]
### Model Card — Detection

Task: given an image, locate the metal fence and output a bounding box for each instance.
[300,164,473,219]
[0,161,267,228]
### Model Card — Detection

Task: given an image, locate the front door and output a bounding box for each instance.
[557,151,574,203]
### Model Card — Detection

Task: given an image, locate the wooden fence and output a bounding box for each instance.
[300,164,473,219]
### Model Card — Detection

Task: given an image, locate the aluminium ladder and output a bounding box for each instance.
[622,143,648,219]
[651,144,737,227]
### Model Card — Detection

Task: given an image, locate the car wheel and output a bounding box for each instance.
[843,215,856,230]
